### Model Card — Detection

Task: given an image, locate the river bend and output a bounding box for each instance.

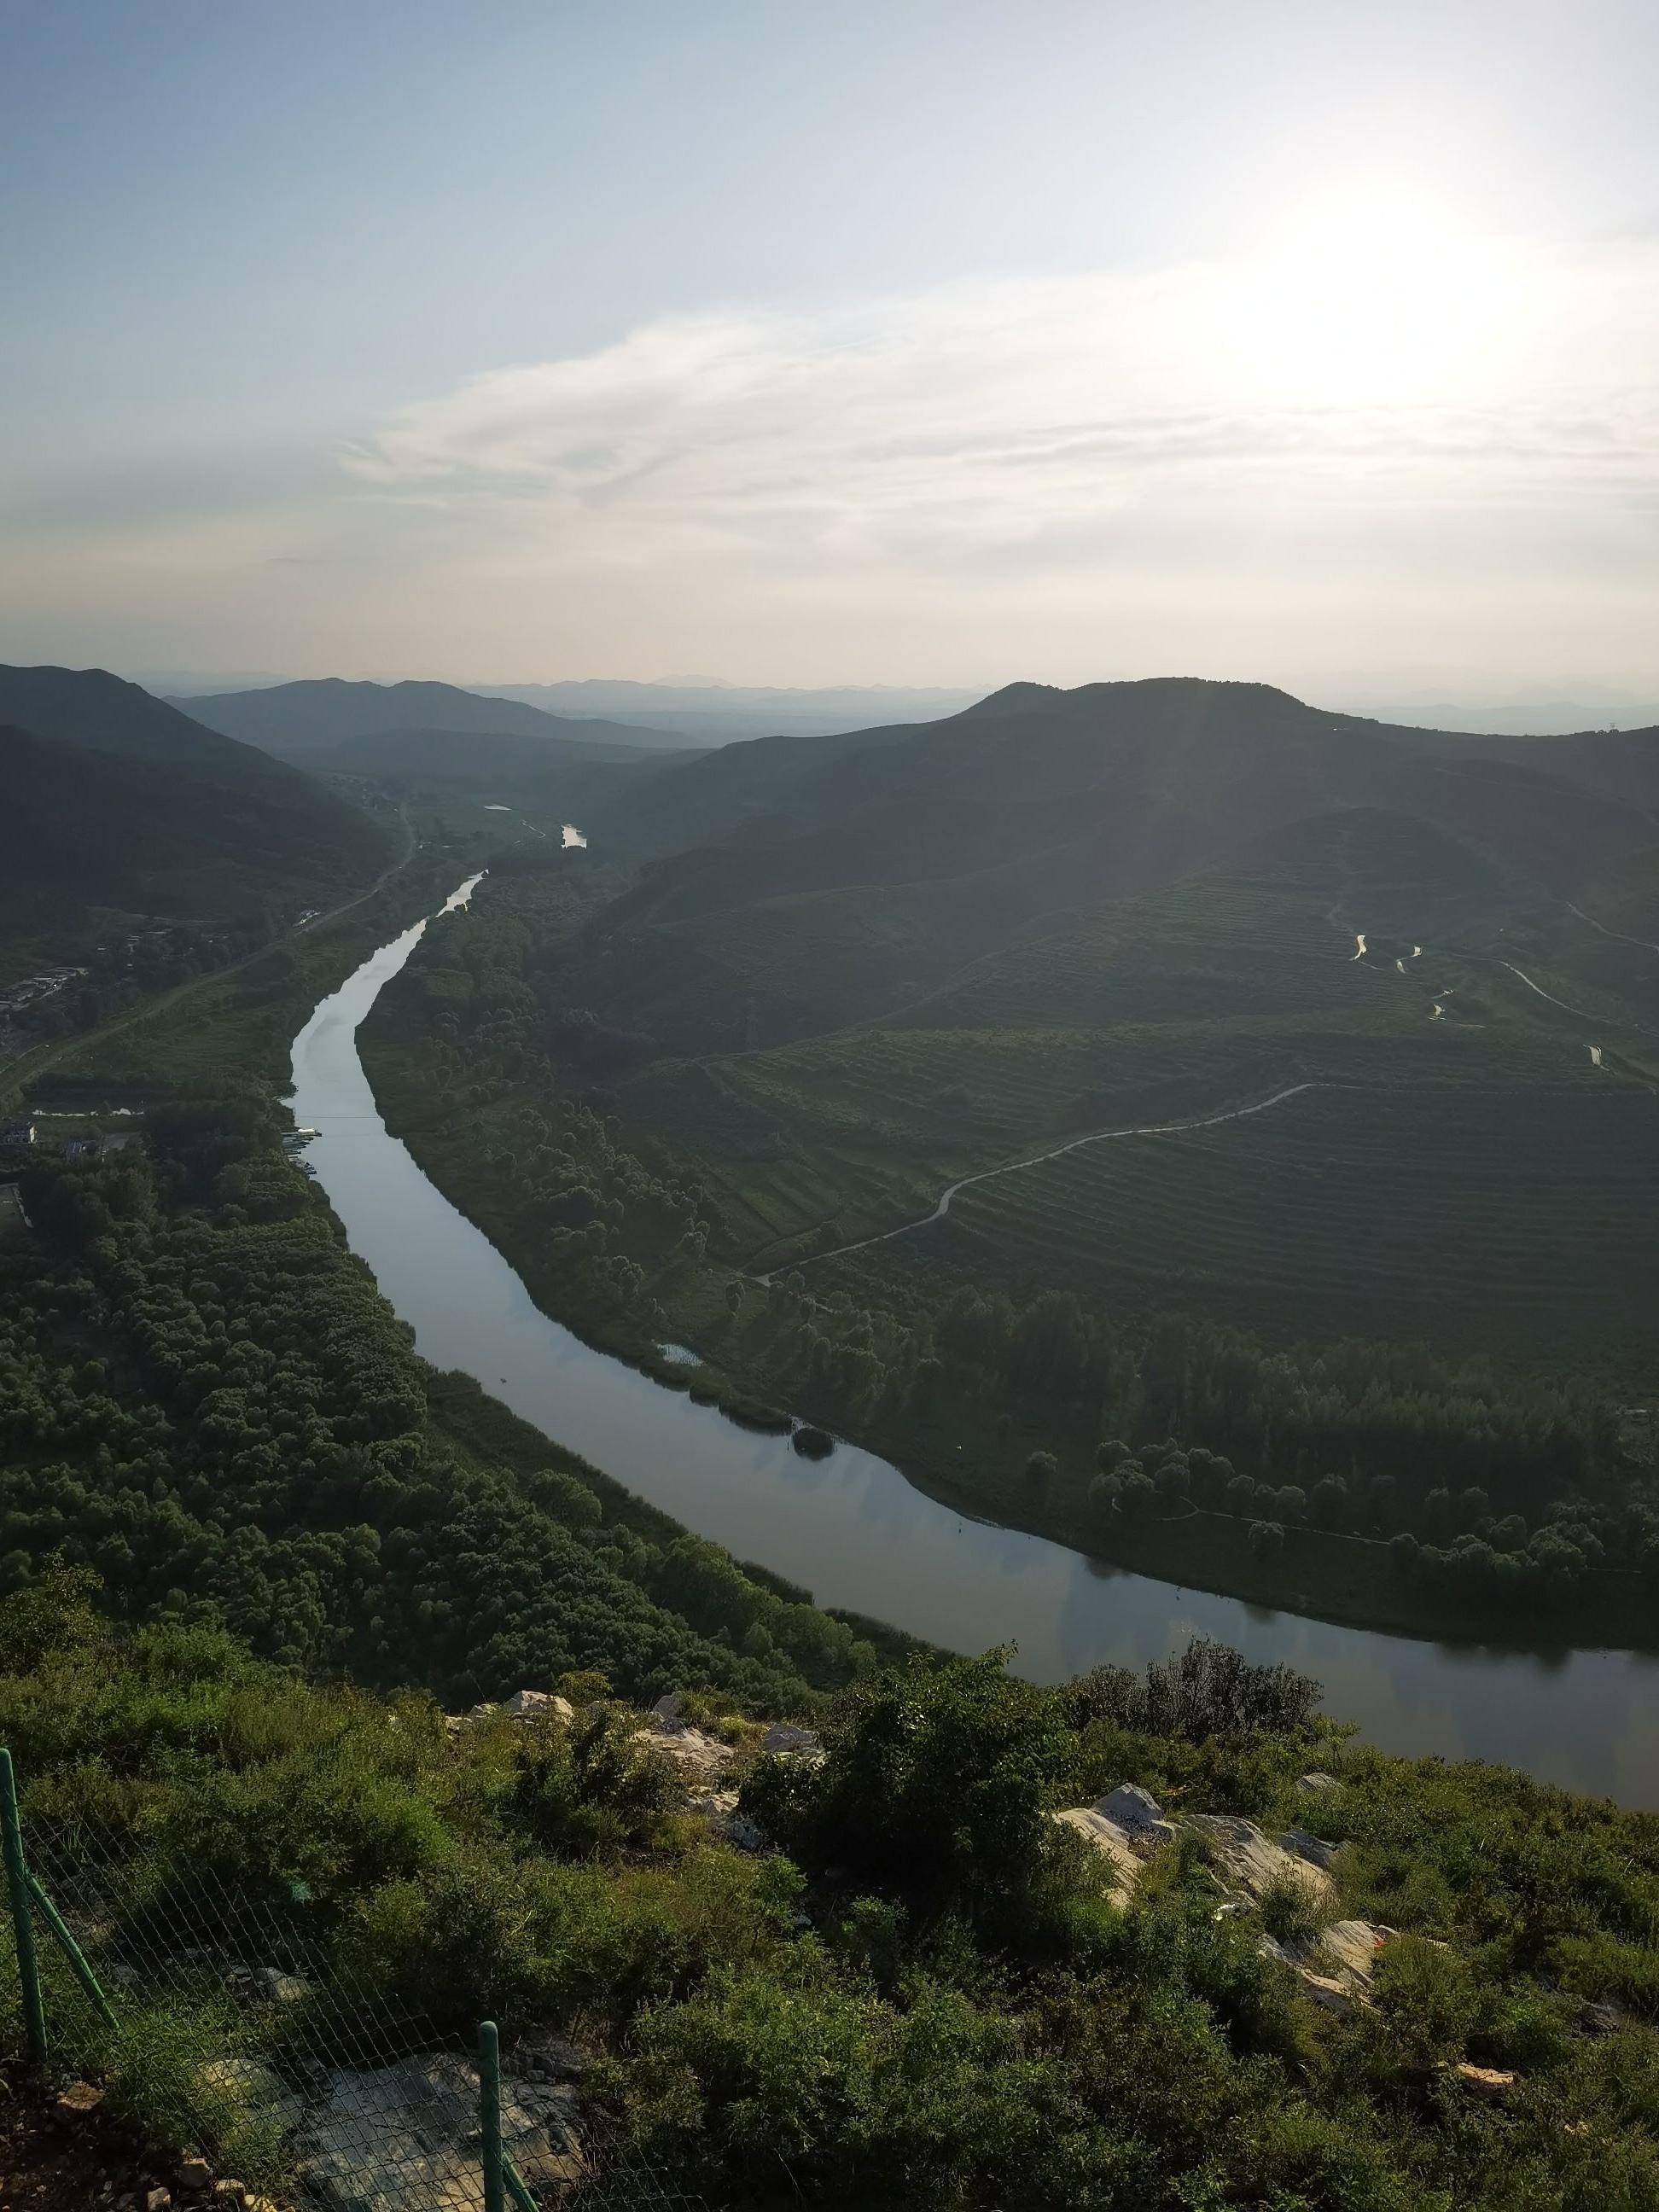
[289,882,1659,1805]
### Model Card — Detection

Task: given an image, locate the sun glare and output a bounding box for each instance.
[1224,181,1517,409]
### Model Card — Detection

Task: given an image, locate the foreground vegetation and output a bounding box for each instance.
[7,1574,1659,2209]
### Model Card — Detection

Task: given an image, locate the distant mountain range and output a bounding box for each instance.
[0,665,392,940]
[144,670,1659,745]
[170,678,692,762]
[469,680,985,746]
[1347,688,1659,737]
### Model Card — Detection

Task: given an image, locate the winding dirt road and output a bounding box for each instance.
[766,1081,1320,1280]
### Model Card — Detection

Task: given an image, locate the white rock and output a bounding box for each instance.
[1256,1916,1387,2013]
[1296,1771,1342,1794]
[1296,1969,1358,2017]
[196,2058,303,2139]
[504,1689,575,1723]
[1187,1815,1335,1907]
[1279,1827,1340,1871]
[644,1722,733,1784]
[294,2054,583,2212]
[760,1723,823,1756]
[1319,1918,1386,1986]
[1094,1782,1165,1837]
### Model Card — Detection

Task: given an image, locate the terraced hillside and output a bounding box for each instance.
[820,1074,1659,1376]
[618,806,1659,1376]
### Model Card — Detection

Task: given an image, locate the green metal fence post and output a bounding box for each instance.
[26,1872,116,2029]
[0,1749,46,2064]
[479,2018,506,2212]
[503,2151,540,2212]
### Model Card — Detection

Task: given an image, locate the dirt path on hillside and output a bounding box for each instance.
[1566,902,1659,955]
[765,1081,1319,1280]
[1499,961,1610,1022]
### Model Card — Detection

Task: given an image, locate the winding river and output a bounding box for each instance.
[290,880,1659,1806]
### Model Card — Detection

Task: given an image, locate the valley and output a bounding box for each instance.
[7,662,1659,2212]
[349,679,1659,1657]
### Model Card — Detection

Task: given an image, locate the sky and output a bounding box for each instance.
[2,0,1656,706]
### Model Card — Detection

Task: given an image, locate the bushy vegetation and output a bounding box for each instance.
[9,1580,1659,2209]
[0,1094,872,1708]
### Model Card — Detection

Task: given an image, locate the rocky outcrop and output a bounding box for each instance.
[1258,1916,1388,2016]
[1054,1807,1144,1901]
[760,1722,824,1758]
[1279,1827,1341,1871]
[294,2052,582,2212]
[504,1689,575,1723]
[1187,1816,1335,1908]
[643,1706,735,1786]
[1093,1783,1176,1844]
[1051,1784,1174,1902]
[446,1687,575,1734]
[686,1785,767,1851]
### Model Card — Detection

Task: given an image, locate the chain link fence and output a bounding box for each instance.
[0,1752,709,2212]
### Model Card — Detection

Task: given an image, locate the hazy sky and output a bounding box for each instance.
[3,0,1656,700]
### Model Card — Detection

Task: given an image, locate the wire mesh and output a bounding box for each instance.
[0,1800,712,2212]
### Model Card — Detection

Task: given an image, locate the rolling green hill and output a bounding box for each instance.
[564,680,1653,1057]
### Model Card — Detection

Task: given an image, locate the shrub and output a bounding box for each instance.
[505,1704,676,1858]
[739,1653,1079,1927]
[1064,1640,1322,1742]
[1370,1936,1479,2073]
[1259,1871,1323,1947]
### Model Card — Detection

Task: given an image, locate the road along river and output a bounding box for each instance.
[289,879,1659,1805]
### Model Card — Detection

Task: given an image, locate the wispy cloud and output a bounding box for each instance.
[341,253,1659,576]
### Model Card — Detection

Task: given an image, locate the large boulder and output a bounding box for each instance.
[1279,1827,1341,1871]
[1092,1783,1173,1842]
[643,1709,735,1785]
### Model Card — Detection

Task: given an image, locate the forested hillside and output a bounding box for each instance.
[0,667,393,985]
[0,1092,872,1703]
[358,680,1659,1641]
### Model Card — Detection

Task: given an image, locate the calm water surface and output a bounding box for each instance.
[290,881,1659,1806]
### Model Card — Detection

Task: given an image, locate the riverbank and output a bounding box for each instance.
[357,995,1656,1655]
[1,817,457,1106]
